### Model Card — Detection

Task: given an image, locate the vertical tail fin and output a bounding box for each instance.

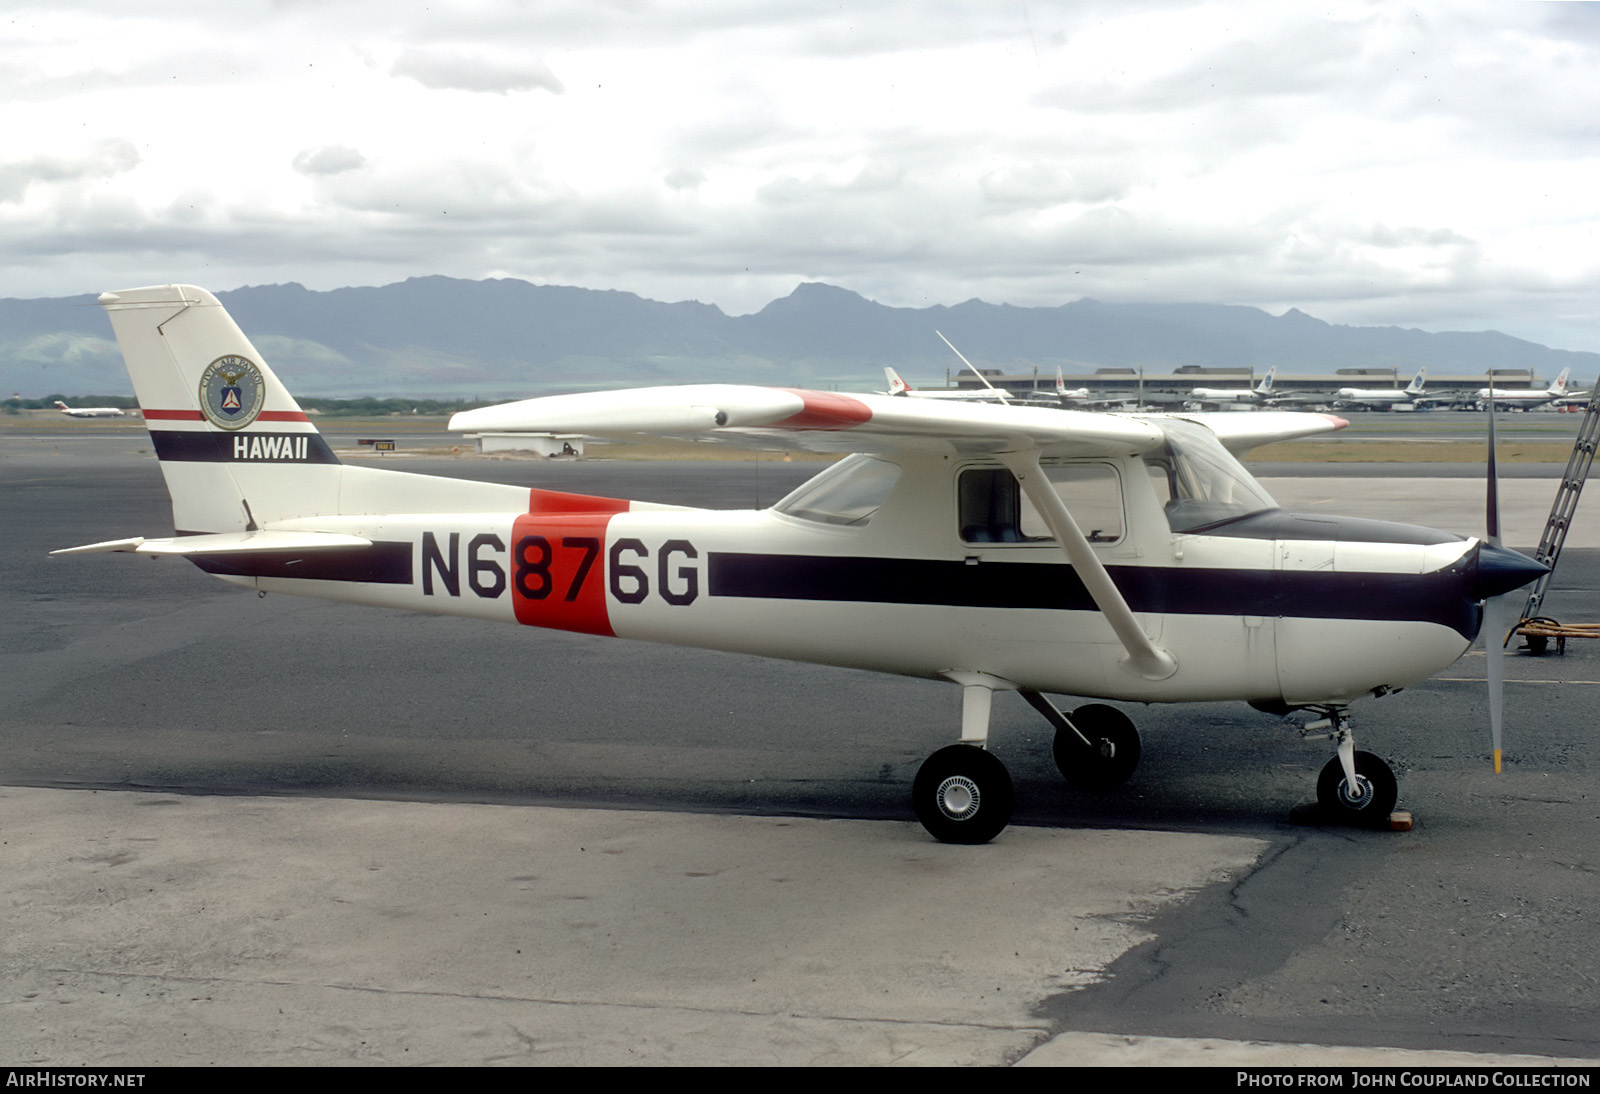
[1256,367,1276,395]
[883,366,911,395]
[1550,368,1571,395]
[1407,367,1427,395]
[99,285,340,534]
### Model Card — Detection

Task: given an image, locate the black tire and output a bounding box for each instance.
[1053,704,1141,790]
[912,745,1014,844]
[1316,751,1398,826]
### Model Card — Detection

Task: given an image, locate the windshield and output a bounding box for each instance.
[1144,418,1277,533]
[773,455,901,526]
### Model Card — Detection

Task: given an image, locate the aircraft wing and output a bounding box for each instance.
[450,385,1168,458]
[452,385,1348,457]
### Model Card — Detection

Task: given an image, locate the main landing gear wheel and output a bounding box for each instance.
[913,744,1014,844]
[1053,704,1141,790]
[1316,751,1398,827]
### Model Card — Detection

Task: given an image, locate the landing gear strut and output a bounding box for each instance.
[1299,708,1398,826]
[1022,690,1141,791]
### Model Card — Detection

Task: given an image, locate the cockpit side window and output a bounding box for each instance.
[959,462,1124,545]
[960,468,1025,542]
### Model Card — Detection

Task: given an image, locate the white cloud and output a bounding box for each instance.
[292,146,368,176]
[3,0,1600,351]
[0,139,140,203]
[391,47,564,95]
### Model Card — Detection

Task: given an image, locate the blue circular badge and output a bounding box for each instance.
[198,355,265,430]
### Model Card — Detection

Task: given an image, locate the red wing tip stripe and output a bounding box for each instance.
[772,389,873,430]
[144,407,308,422]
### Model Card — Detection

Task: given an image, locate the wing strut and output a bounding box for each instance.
[1000,450,1178,681]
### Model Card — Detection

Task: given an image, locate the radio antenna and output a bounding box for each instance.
[935,331,1010,401]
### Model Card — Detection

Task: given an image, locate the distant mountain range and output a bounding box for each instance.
[3,277,1595,398]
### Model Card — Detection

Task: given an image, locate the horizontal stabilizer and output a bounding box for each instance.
[52,530,374,558]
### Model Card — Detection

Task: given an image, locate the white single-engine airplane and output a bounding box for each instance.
[53,400,125,418]
[58,286,1547,843]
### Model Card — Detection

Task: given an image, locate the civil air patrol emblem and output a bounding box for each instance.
[198,355,265,430]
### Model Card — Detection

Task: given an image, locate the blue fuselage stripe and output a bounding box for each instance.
[188,543,413,584]
[707,552,1480,637]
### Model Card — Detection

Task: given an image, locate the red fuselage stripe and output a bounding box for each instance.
[509,512,618,636]
[527,488,631,514]
[513,493,629,636]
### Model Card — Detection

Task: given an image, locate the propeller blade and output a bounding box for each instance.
[1487,373,1501,548]
[1484,367,1504,772]
[1485,592,1509,774]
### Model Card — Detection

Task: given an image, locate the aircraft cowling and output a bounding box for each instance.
[1205,510,1546,624]
[1235,511,1547,706]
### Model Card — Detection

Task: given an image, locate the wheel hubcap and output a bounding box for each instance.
[1338,775,1373,809]
[936,775,980,821]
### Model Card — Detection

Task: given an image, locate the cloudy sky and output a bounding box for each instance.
[7,0,1600,349]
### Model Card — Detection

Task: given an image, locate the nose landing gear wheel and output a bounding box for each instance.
[913,744,1014,844]
[1316,751,1398,826]
[1053,704,1141,790]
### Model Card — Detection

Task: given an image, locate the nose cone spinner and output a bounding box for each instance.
[1473,542,1548,601]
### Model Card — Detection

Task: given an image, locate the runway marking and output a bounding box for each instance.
[1435,677,1600,684]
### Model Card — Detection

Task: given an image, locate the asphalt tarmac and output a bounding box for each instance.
[3,434,1598,1067]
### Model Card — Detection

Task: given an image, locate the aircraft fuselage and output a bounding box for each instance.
[206,449,1502,709]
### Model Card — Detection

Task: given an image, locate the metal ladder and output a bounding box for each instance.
[1514,389,1600,646]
